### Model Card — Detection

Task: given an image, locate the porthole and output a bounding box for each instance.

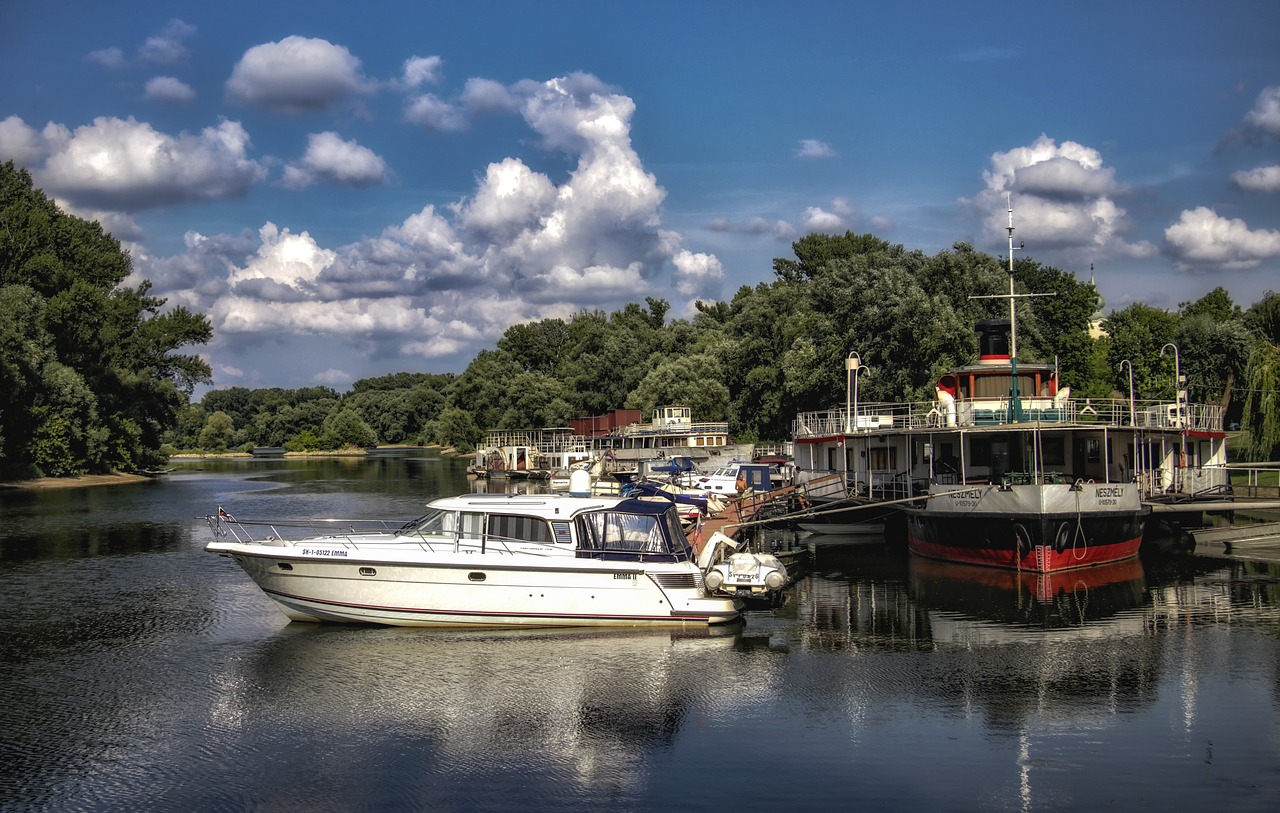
[468,572,486,582]
[359,567,377,577]
[277,562,293,571]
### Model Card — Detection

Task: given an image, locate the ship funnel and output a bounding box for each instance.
[975,320,1011,364]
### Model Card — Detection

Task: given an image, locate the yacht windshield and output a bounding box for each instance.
[399,508,455,537]
[576,503,690,561]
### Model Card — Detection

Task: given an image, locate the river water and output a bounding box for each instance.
[2,453,1278,812]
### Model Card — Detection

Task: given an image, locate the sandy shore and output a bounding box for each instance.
[0,472,154,491]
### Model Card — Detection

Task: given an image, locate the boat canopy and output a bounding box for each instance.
[577,500,692,562]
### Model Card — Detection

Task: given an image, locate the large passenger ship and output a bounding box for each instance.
[791,210,1228,573]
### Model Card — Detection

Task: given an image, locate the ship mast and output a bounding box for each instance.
[969,195,1054,423]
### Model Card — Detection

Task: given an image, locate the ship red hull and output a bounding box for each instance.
[905,509,1146,573]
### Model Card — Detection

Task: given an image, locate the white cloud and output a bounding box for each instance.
[403,93,469,131]
[313,368,353,387]
[228,222,336,290]
[226,36,373,114]
[282,132,390,189]
[1230,165,1280,193]
[458,157,557,239]
[139,19,196,64]
[0,116,50,165]
[1244,85,1280,138]
[796,139,837,159]
[672,250,725,298]
[972,134,1155,258]
[401,55,444,88]
[34,116,265,211]
[1164,207,1280,271]
[139,72,719,370]
[86,47,126,70]
[801,206,847,233]
[145,76,196,104]
[461,78,520,113]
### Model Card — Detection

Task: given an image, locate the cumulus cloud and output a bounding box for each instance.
[139,19,196,64]
[145,76,196,104]
[404,93,469,131]
[672,249,725,299]
[226,36,374,114]
[404,76,522,131]
[970,134,1155,258]
[401,55,444,88]
[1163,206,1280,271]
[796,139,837,159]
[30,116,265,211]
[0,116,52,165]
[461,78,521,113]
[138,72,717,368]
[87,47,126,70]
[1244,85,1280,138]
[709,198,850,240]
[282,132,390,189]
[1231,165,1280,193]
[86,20,195,71]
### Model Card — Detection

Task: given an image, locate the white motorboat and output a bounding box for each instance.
[205,494,741,628]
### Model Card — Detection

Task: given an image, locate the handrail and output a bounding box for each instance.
[793,396,1224,437]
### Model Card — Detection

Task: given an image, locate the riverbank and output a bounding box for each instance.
[0,472,154,491]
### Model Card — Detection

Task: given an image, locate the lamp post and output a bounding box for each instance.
[1120,358,1140,487]
[845,351,867,434]
[1161,342,1183,424]
[1119,359,1136,426]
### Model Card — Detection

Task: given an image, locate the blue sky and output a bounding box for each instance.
[3,1,1278,390]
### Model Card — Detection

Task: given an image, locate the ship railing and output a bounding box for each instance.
[205,514,418,546]
[615,420,729,438]
[792,397,1223,436]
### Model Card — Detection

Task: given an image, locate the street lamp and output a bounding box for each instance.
[1120,359,1141,486]
[1161,342,1183,425]
[845,351,869,434]
[1119,359,1136,426]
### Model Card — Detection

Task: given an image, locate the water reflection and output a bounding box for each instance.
[3,458,1280,811]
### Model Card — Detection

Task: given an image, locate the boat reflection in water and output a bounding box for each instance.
[210,624,741,807]
[908,554,1148,634]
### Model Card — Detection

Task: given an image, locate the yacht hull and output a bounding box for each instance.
[214,544,740,627]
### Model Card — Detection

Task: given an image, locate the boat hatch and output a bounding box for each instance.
[575,501,692,563]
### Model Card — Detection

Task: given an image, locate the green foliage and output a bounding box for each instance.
[1180,287,1241,322]
[1240,340,1280,461]
[435,407,481,452]
[1102,304,1181,398]
[0,162,212,477]
[198,411,236,452]
[321,408,378,449]
[1244,291,1280,344]
[625,354,730,421]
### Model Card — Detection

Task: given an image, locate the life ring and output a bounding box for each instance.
[1054,521,1072,554]
[1013,522,1032,556]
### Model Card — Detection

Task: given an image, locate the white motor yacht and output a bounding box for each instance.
[206,494,741,628]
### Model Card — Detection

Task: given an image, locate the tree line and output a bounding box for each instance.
[3,160,1278,478]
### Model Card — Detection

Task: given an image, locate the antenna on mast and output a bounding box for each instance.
[1006,192,1022,358]
[968,194,1053,423]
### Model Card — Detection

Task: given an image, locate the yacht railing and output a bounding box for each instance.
[792,397,1224,437]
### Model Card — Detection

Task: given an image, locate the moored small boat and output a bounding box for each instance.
[206,494,741,628]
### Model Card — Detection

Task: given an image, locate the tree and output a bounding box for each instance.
[435,407,482,452]
[0,162,212,476]
[1180,287,1241,322]
[1103,304,1180,398]
[1239,341,1280,461]
[321,408,378,449]
[1240,292,1280,460]
[198,411,236,452]
[625,354,730,421]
